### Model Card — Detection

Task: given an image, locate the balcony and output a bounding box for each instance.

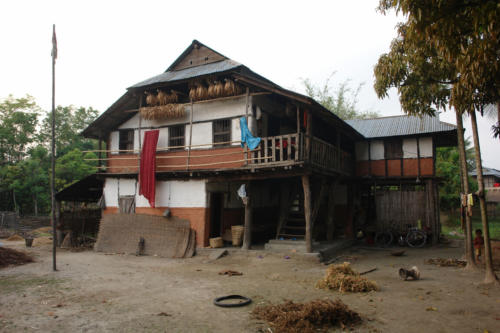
[89,133,352,176]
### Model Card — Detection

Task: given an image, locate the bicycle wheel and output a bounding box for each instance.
[375,231,393,247]
[406,230,427,248]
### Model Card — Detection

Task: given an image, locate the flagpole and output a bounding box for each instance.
[51,24,57,271]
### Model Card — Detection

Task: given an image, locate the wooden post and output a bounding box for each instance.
[186,100,194,170]
[98,138,103,171]
[302,175,313,252]
[242,182,252,250]
[296,106,300,135]
[138,96,143,175]
[368,141,372,175]
[305,111,312,162]
[326,180,338,241]
[416,137,421,179]
[311,177,328,226]
[244,87,250,166]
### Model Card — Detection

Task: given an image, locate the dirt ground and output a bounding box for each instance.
[1,240,499,333]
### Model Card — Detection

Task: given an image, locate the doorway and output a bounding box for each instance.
[210,192,224,238]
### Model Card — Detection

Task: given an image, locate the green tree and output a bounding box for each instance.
[375,0,499,283]
[55,149,97,191]
[302,73,380,120]
[0,95,40,164]
[38,105,99,156]
[436,139,476,212]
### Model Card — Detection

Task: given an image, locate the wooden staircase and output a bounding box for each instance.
[276,192,306,239]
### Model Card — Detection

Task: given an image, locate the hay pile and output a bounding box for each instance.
[0,247,34,268]
[425,258,467,267]
[6,234,24,241]
[252,299,361,333]
[316,262,378,293]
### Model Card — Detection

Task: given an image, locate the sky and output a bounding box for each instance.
[1,0,498,169]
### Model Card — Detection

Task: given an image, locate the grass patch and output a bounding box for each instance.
[441,214,500,240]
[0,275,64,294]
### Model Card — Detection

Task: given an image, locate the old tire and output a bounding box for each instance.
[213,295,252,307]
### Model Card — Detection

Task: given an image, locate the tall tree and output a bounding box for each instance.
[302,73,380,120]
[0,95,40,164]
[38,105,99,155]
[375,0,499,283]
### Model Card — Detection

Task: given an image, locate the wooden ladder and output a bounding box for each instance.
[276,192,306,240]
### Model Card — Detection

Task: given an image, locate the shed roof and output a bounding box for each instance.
[469,167,500,178]
[345,114,457,138]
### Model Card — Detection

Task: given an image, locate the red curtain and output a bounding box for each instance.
[139,130,160,207]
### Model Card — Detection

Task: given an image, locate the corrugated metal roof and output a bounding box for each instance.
[129,59,241,89]
[345,114,456,138]
[469,167,500,178]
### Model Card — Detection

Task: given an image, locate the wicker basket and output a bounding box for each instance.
[231,225,244,246]
[209,237,223,248]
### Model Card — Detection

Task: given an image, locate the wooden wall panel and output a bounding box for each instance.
[420,158,434,176]
[387,159,401,177]
[403,159,418,176]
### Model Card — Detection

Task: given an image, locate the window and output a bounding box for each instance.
[384,139,403,159]
[119,195,135,214]
[213,119,231,146]
[169,125,185,149]
[119,130,134,153]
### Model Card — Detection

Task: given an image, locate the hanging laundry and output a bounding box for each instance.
[139,130,160,208]
[240,117,261,150]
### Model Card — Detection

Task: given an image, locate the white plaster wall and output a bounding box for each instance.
[231,118,241,146]
[419,137,433,157]
[154,180,207,207]
[110,131,119,155]
[403,138,418,158]
[103,178,118,207]
[118,98,246,130]
[157,128,168,151]
[119,179,136,196]
[334,185,347,205]
[370,140,385,160]
[186,122,212,149]
[355,142,369,161]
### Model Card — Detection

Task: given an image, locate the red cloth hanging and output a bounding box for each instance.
[139,130,160,208]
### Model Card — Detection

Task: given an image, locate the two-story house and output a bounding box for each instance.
[61,40,458,252]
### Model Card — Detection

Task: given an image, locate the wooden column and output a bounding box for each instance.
[326,180,338,241]
[241,182,252,250]
[244,87,250,166]
[302,175,312,252]
[305,111,312,161]
[186,100,194,170]
[416,137,421,179]
[98,138,103,171]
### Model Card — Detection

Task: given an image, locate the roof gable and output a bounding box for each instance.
[166,40,227,72]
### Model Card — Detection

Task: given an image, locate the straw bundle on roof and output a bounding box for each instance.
[157,90,168,105]
[145,92,158,106]
[140,104,186,120]
[195,83,208,101]
[214,80,224,97]
[207,81,216,98]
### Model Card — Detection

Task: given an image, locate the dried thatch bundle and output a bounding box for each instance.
[252,299,361,333]
[207,81,216,98]
[316,262,378,293]
[195,83,208,100]
[425,258,466,267]
[140,104,186,120]
[157,90,168,105]
[145,92,158,106]
[214,80,224,97]
[223,78,236,96]
[189,87,196,101]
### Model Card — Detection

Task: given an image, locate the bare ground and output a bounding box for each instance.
[0,240,499,333]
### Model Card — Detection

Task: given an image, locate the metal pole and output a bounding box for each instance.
[51,24,57,271]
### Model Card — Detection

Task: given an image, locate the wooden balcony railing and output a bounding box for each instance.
[85,133,352,175]
[310,136,352,175]
[248,133,302,166]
